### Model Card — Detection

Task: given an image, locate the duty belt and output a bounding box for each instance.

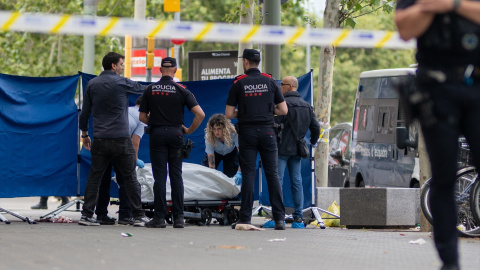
[418,65,480,86]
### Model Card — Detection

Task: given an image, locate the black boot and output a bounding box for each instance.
[60,197,69,206]
[31,197,48,209]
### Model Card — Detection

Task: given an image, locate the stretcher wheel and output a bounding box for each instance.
[200,208,212,226]
[227,209,239,224]
[166,215,173,224]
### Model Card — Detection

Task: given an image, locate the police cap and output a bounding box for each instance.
[239,49,261,62]
[161,57,177,67]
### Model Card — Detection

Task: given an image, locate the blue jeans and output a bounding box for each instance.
[82,137,144,219]
[277,155,303,219]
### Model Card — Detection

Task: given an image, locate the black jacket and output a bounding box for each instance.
[275,91,320,156]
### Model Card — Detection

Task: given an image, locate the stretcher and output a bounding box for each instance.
[112,163,242,226]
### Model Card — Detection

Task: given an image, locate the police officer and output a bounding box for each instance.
[225,49,288,230]
[396,1,480,269]
[139,57,205,229]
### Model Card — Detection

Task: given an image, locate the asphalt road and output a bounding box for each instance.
[1,197,479,270]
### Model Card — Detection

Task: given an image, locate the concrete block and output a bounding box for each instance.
[387,188,420,225]
[340,188,387,226]
[340,188,419,227]
[316,187,341,209]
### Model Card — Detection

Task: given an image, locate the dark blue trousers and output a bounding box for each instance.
[149,127,185,219]
[238,126,285,223]
[420,80,480,266]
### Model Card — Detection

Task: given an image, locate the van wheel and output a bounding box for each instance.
[358,181,365,188]
[412,182,420,188]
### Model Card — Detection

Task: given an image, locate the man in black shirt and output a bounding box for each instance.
[139,57,205,228]
[396,1,480,269]
[275,76,320,228]
[79,52,149,227]
[226,49,288,230]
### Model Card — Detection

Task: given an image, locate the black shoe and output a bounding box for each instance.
[31,197,48,209]
[231,221,251,229]
[173,216,185,228]
[441,263,459,270]
[78,215,100,226]
[60,197,69,206]
[274,220,286,230]
[146,218,166,228]
[97,215,116,225]
[118,217,135,225]
[31,202,48,209]
[134,216,151,227]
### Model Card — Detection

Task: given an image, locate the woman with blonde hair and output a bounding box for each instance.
[202,114,240,178]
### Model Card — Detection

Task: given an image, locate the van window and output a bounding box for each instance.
[359,78,380,98]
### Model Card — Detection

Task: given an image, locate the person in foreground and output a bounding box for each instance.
[79,52,149,227]
[225,49,288,230]
[395,1,480,269]
[139,57,205,229]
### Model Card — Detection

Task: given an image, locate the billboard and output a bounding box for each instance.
[131,49,168,76]
[188,50,238,81]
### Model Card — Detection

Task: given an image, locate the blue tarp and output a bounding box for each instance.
[0,73,79,198]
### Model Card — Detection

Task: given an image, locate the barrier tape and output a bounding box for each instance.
[0,11,416,49]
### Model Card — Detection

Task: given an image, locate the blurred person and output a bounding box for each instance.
[395,1,480,269]
[79,52,149,227]
[139,57,205,229]
[225,49,288,230]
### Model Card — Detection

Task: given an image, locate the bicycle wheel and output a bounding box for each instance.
[420,167,480,237]
[420,179,433,224]
[470,176,480,233]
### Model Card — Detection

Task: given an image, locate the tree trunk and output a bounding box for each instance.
[314,0,341,188]
[418,128,433,232]
[236,0,254,76]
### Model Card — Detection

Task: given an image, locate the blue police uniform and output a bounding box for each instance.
[226,67,286,224]
[397,1,480,268]
[140,76,198,221]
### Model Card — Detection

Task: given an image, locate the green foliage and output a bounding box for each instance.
[0,0,414,125]
[339,0,395,28]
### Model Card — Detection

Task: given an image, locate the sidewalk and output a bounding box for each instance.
[1,197,479,270]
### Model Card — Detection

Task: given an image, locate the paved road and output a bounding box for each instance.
[1,197,479,270]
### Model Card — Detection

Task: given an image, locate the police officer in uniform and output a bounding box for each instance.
[396,1,480,269]
[139,57,205,228]
[225,49,288,230]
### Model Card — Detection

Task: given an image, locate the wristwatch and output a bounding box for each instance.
[81,134,89,138]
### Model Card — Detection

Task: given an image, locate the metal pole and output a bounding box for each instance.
[134,0,147,80]
[82,0,96,74]
[173,12,180,59]
[306,24,311,73]
[263,0,280,79]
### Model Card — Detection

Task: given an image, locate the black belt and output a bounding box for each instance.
[417,65,480,85]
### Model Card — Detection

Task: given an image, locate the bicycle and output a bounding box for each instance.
[420,137,480,237]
